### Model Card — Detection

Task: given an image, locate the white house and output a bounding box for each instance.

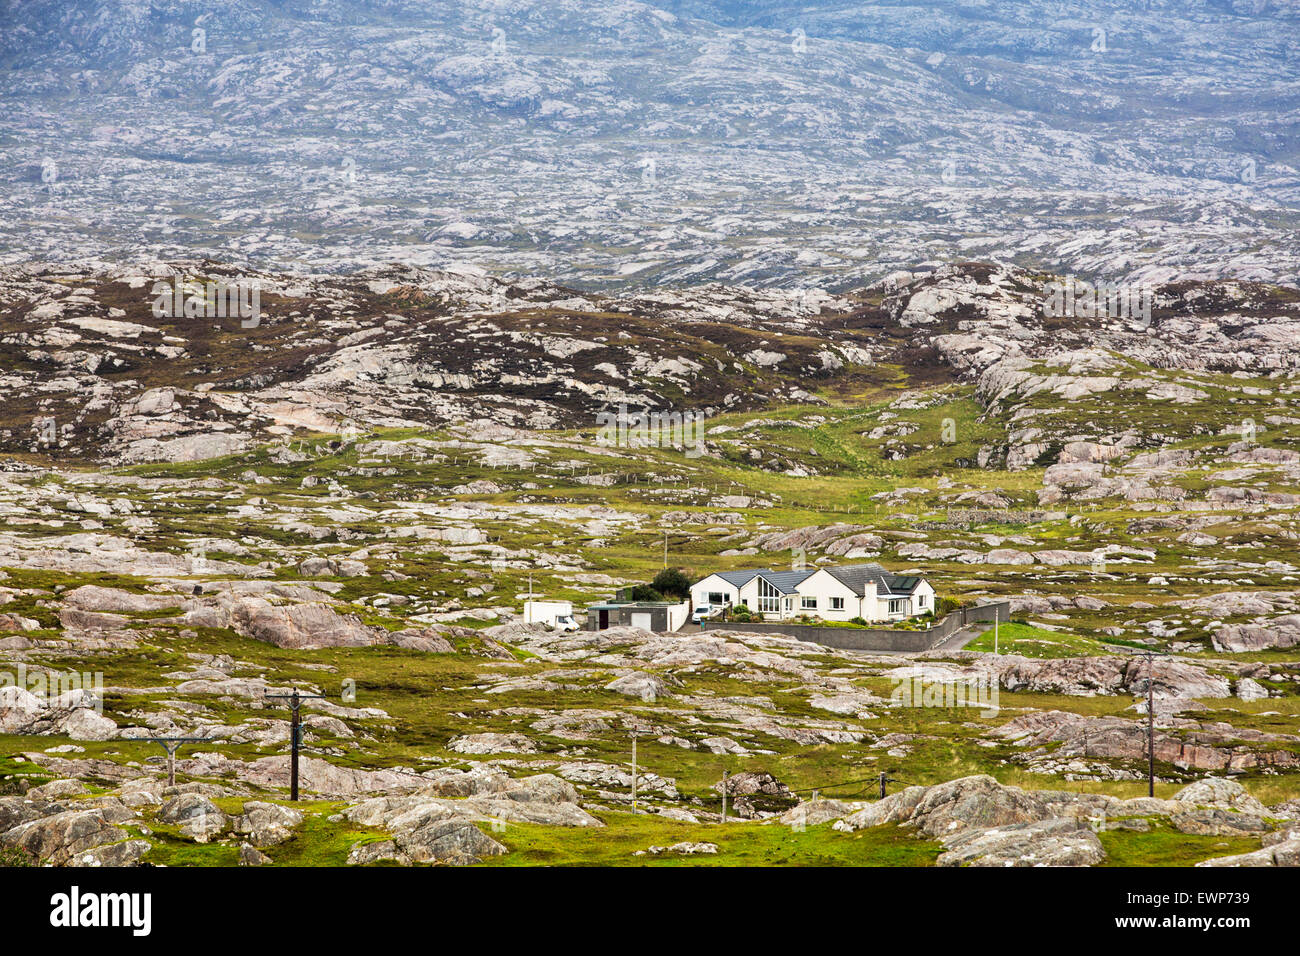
[690,563,935,624]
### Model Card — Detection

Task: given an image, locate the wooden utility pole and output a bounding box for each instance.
[1136,650,1168,798]
[663,531,668,568]
[721,769,729,823]
[265,688,326,801]
[1147,658,1156,796]
[631,733,638,812]
[1146,653,1156,797]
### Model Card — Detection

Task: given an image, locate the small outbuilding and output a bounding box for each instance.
[585,600,690,632]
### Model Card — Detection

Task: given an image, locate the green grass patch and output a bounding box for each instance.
[485,814,942,867]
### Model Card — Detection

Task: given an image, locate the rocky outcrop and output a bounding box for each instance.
[900,653,1230,700]
[830,774,1281,867]
[605,672,671,702]
[555,760,680,800]
[1173,777,1270,816]
[1,806,137,865]
[937,817,1106,867]
[63,585,183,613]
[232,801,303,847]
[240,843,273,866]
[386,628,455,653]
[157,793,227,843]
[993,711,1300,772]
[1198,840,1300,867]
[835,775,1052,839]
[639,841,719,856]
[778,799,854,828]
[1000,655,1229,699]
[347,822,507,866]
[183,593,383,649]
[1212,615,1300,653]
[716,771,794,819]
[448,732,537,755]
[748,524,880,555]
[342,770,599,865]
[175,754,429,798]
[1169,808,1268,837]
[0,531,266,578]
[0,686,117,740]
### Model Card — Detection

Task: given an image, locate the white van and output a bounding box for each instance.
[525,600,577,630]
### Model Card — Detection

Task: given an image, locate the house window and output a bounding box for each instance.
[757,577,781,614]
[918,593,926,608]
[708,592,725,606]
[801,596,818,610]
[830,597,845,611]
[889,599,905,614]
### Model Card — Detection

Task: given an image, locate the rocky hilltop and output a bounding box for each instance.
[1,260,1296,470]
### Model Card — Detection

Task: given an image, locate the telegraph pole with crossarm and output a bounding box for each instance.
[126,736,210,788]
[265,688,327,801]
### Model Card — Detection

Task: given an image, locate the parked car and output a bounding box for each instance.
[692,604,721,623]
[554,613,580,632]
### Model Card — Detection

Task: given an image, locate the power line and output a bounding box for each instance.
[788,773,894,795]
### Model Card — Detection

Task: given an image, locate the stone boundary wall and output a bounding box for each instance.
[701,601,1011,652]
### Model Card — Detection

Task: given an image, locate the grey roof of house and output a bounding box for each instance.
[824,563,887,597]
[715,569,762,587]
[826,563,923,597]
[710,568,814,594]
[755,569,817,594]
[710,563,923,598]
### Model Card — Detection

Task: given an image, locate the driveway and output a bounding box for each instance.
[927,621,989,653]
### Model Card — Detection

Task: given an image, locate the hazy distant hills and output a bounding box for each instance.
[2,0,1298,289]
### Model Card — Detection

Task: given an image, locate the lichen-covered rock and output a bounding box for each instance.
[1197,840,1300,867]
[1212,615,1300,653]
[605,672,670,702]
[232,801,303,847]
[642,841,718,856]
[1,808,130,865]
[937,817,1106,867]
[1173,777,1270,816]
[448,732,537,755]
[0,687,118,740]
[183,593,382,649]
[778,799,853,828]
[347,839,405,865]
[239,843,273,866]
[835,775,1052,838]
[72,839,152,867]
[395,821,507,865]
[1169,808,1268,837]
[157,793,227,842]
